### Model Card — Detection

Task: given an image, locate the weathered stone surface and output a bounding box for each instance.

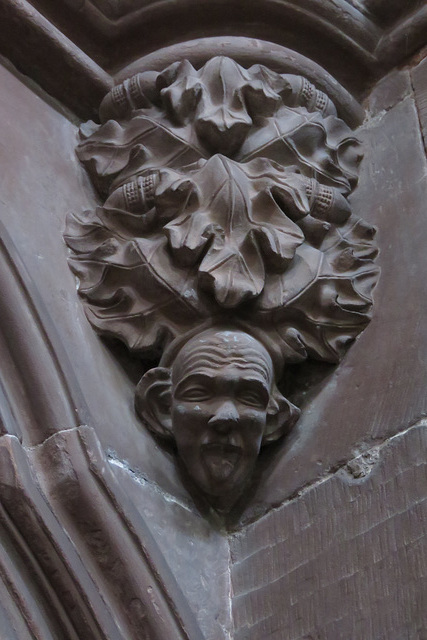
[363,0,421,25]
[366,68,412,116]
[230,424,427,639]
[111,461,232,640]
[412,54,427,155]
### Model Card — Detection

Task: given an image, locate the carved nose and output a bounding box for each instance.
[208,401,239,433]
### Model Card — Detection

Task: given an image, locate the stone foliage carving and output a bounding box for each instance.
[65,56,379,510]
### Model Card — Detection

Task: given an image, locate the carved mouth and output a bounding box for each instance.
[200,443,242,483]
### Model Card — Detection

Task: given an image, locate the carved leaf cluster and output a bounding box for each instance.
[256,218,379,363]
[65,165,378,361]
[65,207,207,352]
[78,57,361,197]
[66,57,378,365]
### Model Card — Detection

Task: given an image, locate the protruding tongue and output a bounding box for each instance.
[202,445,240,482]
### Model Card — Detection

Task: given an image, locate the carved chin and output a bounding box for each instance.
[200,444,243,488]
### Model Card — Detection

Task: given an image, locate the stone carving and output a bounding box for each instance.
[135,327,300,512]
[65,56,379,510]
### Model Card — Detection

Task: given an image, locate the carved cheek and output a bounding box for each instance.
[238,410,267,447]
[173,402,212,433]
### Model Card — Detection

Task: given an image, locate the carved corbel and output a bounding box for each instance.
[65,56,379,512]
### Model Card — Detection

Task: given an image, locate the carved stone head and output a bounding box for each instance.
[135,328,299,508]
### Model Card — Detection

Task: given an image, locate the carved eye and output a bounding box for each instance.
[237,389,267,409]
[177,386,212,402]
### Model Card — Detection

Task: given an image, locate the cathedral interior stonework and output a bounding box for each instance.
[0,1,427,638]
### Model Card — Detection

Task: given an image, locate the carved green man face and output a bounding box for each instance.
[136,329,299,508]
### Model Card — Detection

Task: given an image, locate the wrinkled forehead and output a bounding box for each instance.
[171,330,274,386]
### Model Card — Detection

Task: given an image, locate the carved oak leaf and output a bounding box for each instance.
[255,217,379,362]
[158,57,281,156]
[144,58,338,157]
[164,156,306,308]
[64,207,208,352]
[77,112,206,197]
[237,108,362,194]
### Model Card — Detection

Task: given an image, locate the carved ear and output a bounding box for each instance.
[135,368,173,440]
[262,388,300,445]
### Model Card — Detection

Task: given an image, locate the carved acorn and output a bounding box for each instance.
[104,168,199,232]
